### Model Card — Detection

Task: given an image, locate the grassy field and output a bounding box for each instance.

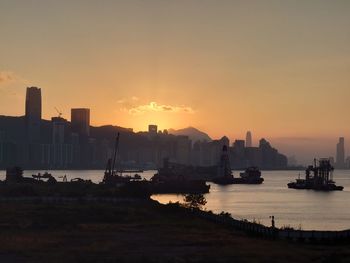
[0,200,349,263]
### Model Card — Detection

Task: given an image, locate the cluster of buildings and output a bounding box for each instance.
[230,134,288,169]
[0,87,100,169]
[125,127,288,170]
[193,132,288,170]
[0,87,289,170]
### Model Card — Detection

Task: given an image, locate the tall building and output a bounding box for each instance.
[52,117,66,144]
[0,131,4,164]
[51,116,73,168]
[71,108,90,137]
[233,140,245,152]
[246,131,252,147]
[220,136,230,147]
[175,135,191,164]
[25,87,42,142]
[259,138,287,169]
[336,137,345,169]
[148,125,158,136]
[231,140,246,168]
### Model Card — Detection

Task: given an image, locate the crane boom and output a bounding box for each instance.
[54,107,62,118]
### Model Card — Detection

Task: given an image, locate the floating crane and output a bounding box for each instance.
[288,158,343,191]
[102,133,143,185]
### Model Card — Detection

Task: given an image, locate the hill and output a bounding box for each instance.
[168,126,212,142]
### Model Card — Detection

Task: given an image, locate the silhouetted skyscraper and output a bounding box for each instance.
[336,137,345,169]
[52,117,66,144]
[25,87,42,142]
[233,140,245,151]
[246,131,252,147]
[220,136,230,147]
[71,108,90,137]
[148,125,157,135]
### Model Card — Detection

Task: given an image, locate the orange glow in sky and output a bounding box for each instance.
[1,1,350,161]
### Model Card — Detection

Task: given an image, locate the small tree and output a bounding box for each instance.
[183,194,207,210]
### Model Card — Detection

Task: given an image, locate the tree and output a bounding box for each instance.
[183,194,207,210]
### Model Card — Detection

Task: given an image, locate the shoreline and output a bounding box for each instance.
[1,195,350,239]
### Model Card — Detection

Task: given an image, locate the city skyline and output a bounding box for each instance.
[0,86,288,170]
[1,86,350,165]
[1,1,350,163]
[1,86,349,166]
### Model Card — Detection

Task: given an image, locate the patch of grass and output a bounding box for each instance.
[0,201,348,262]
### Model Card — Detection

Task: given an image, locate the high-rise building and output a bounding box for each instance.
[246,131,252,147]
[71,108,90,137]
[52,117,66,144]
[233,140,245,153]
[148,125,158,135]
[345,156,350,169]
[0,131,4,164]
[220,136,230,147]
[25,87,42,142]
[175,135,191,164]
[336,137,345,169]
[51,117,72,169]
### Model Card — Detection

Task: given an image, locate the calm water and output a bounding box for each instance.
[0,169,350,231]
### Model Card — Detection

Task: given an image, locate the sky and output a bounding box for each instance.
[1,0,350,164]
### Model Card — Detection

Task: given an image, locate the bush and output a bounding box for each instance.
[183,194,207,210]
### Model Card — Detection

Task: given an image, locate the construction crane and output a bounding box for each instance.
[54,107,63,118]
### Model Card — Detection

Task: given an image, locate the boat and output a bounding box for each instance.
[212,146,264,185]
[101,133,208,194]
[150,174,210,194]
[5,167,57,184]
[151,158,210,194]
[5,166,30,183]
[288,158,343,191]
[102,133,143,185]
[32,172,57,183]
[238,167,264,184]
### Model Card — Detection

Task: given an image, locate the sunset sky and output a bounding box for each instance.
[1,0,350,163]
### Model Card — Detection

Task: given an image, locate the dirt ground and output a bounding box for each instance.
[0,201,349,263]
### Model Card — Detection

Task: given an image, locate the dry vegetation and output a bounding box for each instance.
[0,201,349,263]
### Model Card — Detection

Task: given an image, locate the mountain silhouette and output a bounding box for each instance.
[168,127,212,142]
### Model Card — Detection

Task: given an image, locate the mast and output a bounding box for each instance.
[111,132,120,174]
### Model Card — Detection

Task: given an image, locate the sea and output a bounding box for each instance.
[0,169,350,231]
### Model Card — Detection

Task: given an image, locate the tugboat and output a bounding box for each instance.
[238,167,264,184]
[288,158,343,191]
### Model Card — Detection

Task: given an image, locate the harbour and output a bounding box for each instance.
[1,169,349,231]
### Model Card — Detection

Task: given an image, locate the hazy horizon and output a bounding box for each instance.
[3,110,343,165]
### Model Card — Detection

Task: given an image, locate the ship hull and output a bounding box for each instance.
[287,182,343,191]
[212,177,264,185]
[150,181,210,194]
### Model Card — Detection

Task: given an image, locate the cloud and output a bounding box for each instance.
[120,100,195,115]
[117,96,140,105]
[0,71,28,87]
[0,71,17,84]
